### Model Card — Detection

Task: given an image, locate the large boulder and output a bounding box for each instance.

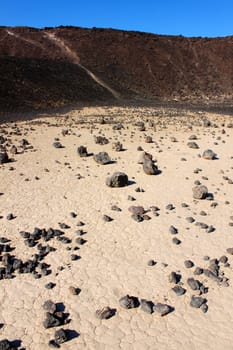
[106,172,128,187]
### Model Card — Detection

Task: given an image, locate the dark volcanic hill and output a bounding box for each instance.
[0,25,232,111]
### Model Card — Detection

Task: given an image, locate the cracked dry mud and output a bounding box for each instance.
[0,106,233,349]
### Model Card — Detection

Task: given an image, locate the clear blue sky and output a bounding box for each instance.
[0,0,232,37]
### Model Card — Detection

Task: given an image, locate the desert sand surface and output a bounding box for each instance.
[0,106,233,349]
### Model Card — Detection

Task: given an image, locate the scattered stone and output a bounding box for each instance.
[172,237,181,245]
[184,260,194,268]
[187,278,201,290]
[0,152,9,164]
[219,256,228,264]
[138,151,153,164]
[68,286,80,295]
[119,295,139,309]
[202,149,216,160]
[169,226,178,234]
[190,296,207,308]
[112,141,123,151]
[6,214,14,221]
[153,303,172,316]
[145,136,153,143]
[111,205,122,211]
[106,172,128,187]
[103,215,113,222]
[140,299,154,313]
[96,306,115,319]
[147,259,156,266]
[226,247,233,255]
[93,152,111,165]
[54,329,67,344]
[53,142,63,149]
[186,217,195,223]
[0,339,13,350]
[131,214,144,222]
[77,146,88,157]
[143,160,159,175]
[48,340,60,348]
[43,313,62,328]
[194,267,203,275]
[128,206,145,215]
[172,285,186,296]
[168,271,179,284]
[192,185,208,199]
[187,142,199,149]
[43,300,57,314]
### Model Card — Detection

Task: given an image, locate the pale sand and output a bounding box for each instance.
[1,106,233,349]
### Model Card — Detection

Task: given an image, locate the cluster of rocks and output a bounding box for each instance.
[96,295,172,320]
[43,300,72,347]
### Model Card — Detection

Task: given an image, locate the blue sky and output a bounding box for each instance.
[0,0,232,37]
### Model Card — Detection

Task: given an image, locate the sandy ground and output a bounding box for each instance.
[1,106,233,349]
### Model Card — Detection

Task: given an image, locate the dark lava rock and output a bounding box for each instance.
[143,160,159,175]
[75,237,86,245]
[93,152,111,165]
[45,282,56,289]
[172,285,186,296]
[169,226,178,234]
[103,215,113,222]
[147,259,156,266]
[200,303,208,313]
[184,260,194,268]
[168,271,179,284]
[219,255,228,264]
[77,146,88,157]
[172,237,181,245]
[43,300,57,314]
[112,141,123,152]
[190,296,207,308]
[43,313,62,328]
[187,278,201,290]
[54,329,67,344]
[187,142,199,149]
[226,247,233,255]
[48,340,60,348]
[0,153,9,164]
[194,267,203,275]
[153,303,172,316]
[95,306,115,319]
[186,217,195,223]
[53,142,63,149]
[192,185,208,199]
[128,206,145,215]
[203,269,220,283]
[140,299,154,314]
[131,214,144,222]
[0,339,13,350]
[202,149,216,160]
[106,172,128,187]
[6,214,14,221]
[119,295,139,309]
[111,205,122,212]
